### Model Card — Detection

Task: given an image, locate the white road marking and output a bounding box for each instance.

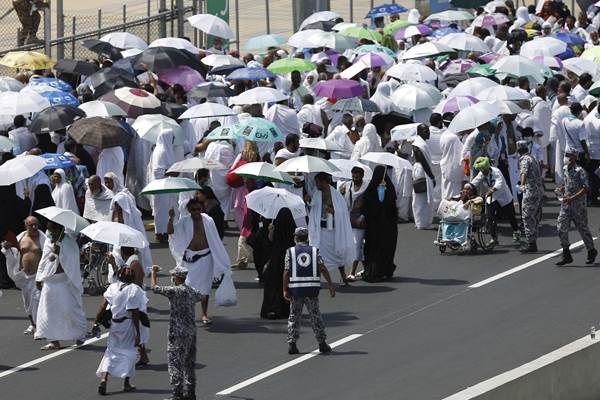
[469,239,596,288]
[216,333,363,396]
[0,333,109,379]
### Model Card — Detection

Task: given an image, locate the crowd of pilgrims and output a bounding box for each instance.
[1,0,600,394]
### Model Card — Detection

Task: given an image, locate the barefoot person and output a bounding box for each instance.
[168,198,231,325]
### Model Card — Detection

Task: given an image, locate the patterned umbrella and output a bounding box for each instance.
[134,47,204,72]
[441,59,477,74]
[314,79,363,99]
[233,117,284,142]
[471,13,510,28]
[226,67,275,81]
[29,77,72,92]
[394,25,432,40]
[100,87,162,118]
[353,52,395,68]
[68,117,130,149]
[433,96,479,114]
[366,3,408,18]
[39,91,80,106]
[29,105,86,133]
[0,51,55,70]
[54,59,99,75]
[267,57,316,74]
[40,153,76,170]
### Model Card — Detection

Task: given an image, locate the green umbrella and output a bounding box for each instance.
[206,125,237,140]
[581,46,600,64]
[467,64,495,77]
[234,117,284,142]
[383,20,414,36]
[267,57,316,74]
[341,26,383,43]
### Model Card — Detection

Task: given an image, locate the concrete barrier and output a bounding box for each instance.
[444,334,600,400]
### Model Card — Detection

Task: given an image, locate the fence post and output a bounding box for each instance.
[235,0,240,51]
[176,0,185,38]
[122,4,127,31]
[193,0,199,47]
[71,16,76,58]
[159,0,167,38]
[265,0,270,34]
[147,0,151,43]
[350,0,354,22]
[97,9,102,38]
[44,5,51,56]
[56,0,64,60]
[170,0,175,37]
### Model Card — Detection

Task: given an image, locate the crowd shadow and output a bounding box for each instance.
[141,362,205,372]
[336,285,396,294]
[0,315,30,321]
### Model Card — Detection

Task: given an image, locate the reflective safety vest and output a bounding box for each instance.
[288,244,321,298]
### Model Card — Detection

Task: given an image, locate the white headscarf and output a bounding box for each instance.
[351,123,382,161]
[103,171,125,193]
[370,82,396,115]
[412,136,434,204]
[51,169,80,214]
[152,128,176,173]
[407,9,421,24]
[265,103,301,135]
[96,146,125,184]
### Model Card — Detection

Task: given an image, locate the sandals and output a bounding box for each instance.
[123,384,136,392]
[40,343,60,351]
[201,318,212,326]
[346,275,356,282]
[98,381,107,396]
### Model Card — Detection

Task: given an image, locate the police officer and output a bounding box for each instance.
[283,227,336,355]
[13,0,48,46]
[151,265,203,400]
[517,140,544,253]
[555,149,598,266]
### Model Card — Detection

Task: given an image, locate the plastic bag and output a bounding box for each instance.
[215,271,237,307]
[437,199,470,222]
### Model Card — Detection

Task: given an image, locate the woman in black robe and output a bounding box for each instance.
[195,186,225,239]
[362,165,398,283]
[260,207,296,319]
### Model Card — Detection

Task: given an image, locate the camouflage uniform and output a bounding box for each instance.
[13,0,46,45]
[557,165,595,251]
[519,153,544,244]
[153,284,204,400]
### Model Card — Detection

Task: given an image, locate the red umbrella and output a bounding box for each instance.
[100,87,162,118]
[314,79,363,100]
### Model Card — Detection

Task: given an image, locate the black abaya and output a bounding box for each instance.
[0,184,27,288]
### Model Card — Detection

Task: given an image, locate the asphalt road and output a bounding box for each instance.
[1,189,599,400]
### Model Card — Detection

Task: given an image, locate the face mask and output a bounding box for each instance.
[563,156,571,165]
[50,133,63,145]
[377,184,385,202]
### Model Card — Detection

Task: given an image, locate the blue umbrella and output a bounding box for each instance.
[226,67,276,81]
[557,46,576,60]
[431,27,463,38]
[366,4,408,18]
[552,32,586,46]
[29,77,72,92]
[40,153,75,170]
[39,91,80,106]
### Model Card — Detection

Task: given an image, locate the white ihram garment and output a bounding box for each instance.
[439,130,465,199]
[96,147,125,184]
[205,141,235,217]
[149,129,180,233]
[51,169,80,215]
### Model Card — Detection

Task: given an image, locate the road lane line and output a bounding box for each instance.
[0,333,109,379]
[216,333,363,396]
[469,239,596,289]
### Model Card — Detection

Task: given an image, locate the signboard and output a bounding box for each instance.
[207,0,230,48]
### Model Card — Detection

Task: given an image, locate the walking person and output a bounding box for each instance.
[283,228,336,355]
[555,149,598,265]
[518,141,544,253]
[151,265,204,400]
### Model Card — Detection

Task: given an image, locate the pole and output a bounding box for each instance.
[97,9,102,38]
[147,0,151,44]
[235,0,240,51]
[176,0,185,38]
[122,4,127,31]
[159,0,167,38]
[71,16,76,58]
[265,0,270,34]
[56,0,64,59]
[44,4,51,56]
[349,0,354,22]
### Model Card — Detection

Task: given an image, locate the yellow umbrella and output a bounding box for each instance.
[0,51,56,70]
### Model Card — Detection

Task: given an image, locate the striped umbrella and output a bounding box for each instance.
[353,52,395,68]
[100,87,162,118]
[433,96,479,114]
[394,24,432,40]
[441,59,477,75]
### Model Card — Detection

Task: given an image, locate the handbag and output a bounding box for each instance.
[226,159,248,188]
[413,177,427,194]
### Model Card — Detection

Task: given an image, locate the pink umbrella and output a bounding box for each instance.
[472,13,510,28]
[157,66,205,91]
[479,52,504,64]
[433,96,479,114]
[394,24,432,40]
[441,59,477,74]
[314,79,364,100]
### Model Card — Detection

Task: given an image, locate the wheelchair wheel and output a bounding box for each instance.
[94,256,110,291]
[477,215,497,252]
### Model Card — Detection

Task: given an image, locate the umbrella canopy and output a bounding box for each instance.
[329,159,373,181]
[187,14,235,39]
[383,20,414,35]
[81,39,123,60]
[226,67,275,81]
[288,30,357,51]
[330,98,381,113]
[267,57,316,74]
[491,55,544,83]
[230,87,287,104]
[552,32,586,46]
[581,46,600,64]
[425,10,474,22]
[471,13,510,28]
[157,65,205,91]
[29,105,86,133]
[100,87,162,118]
[188,81,235,98]
[385,63,437,82]
[441,59,477,74]
[81,221,148,248]
[68,117,130,149]
[36,206,89,232]
[437,32,489,53]
[245,34,287,50]
[342,26,383,42]
[234,117,284,142]
[149,37,200,54]
[450,76,499,97]
[433,96,479,114]
[0,51,55,70]
[206,125,238,140]
[201,54,244,67]
[87,67,138,97]
[447,101,500,133]
[208,64,245,76]
[131,114,185,145]
[0,91,49,115]
[275,155,340,174]
[314,79,363,99]
[141,177,201,195]
[354,44,397,58]
[299,11,341,30]
[390,123,421,141]
[366,3,408,18]
[0,76,24,92]
[478,85,530,101]
[354,52,395,68]
[361,152,412,170]
[299,137,345,152]
[179,102,235,119]
[100,32,148,50]
[29,77,72,92]
[167,158,226,174]
[391,83,442,110]
[400,42,456,60]
[520,37,567,58]
[134,47,202,72]
[39,91,79,106]
[233,162,293,184]
[333,22,359,32]
[563,57,600,77]
[532,55,563,69]
[246,187,306,219]
[78,100,127,117]
[0,155,46,186]
[0,136,15,152]
[40,153,76,170]
[467,64,496,76]
[302,20,337,31]
[54,59,99,75]
[394,25,432,40]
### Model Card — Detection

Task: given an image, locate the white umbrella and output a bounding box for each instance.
[132,114,185,145]
[233,162,293,184]
[519,37,566,58]
[385,63,437,82]
[201,54,244,67]
[447,101,499,133]
[329,159,373,181]
[361,152,412,170]
[299,11,342,30]
[450,77,499,97]
[332,22,359,31]
[562,57,600,77]
[390,123,421,142]
[100,32,148,50]
[121,48,143,58]
[230,87,287,105]
[275,155,340,174]
[35,206,90,232]
[179,102,235,119]
[492,100,523,115]
[0,91,49,115]
[0,135,14,152]
[299,137,344,152]
[78,100,127,117]
[437,33,489,53]
[391,83,442,110]
[400,42,456,60]
[0,76,24,92]
[425,10,475,22]
[187,14,235,39]
[20,85,60,95]
[149,37,200,54]
[245,187,306,220]
[304,31,357,51]
[532,55,563,69]
[0,155,46,185]
[167,158,226,174]
[81,221,148,248]
[433,96,479,114]
[141,177,201,195]
[479,85,530,101]
[491,55,544,84]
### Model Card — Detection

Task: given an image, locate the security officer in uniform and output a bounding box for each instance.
[555,149,598,266]
[151,265,203,400]
[283,227,336,355]
[13,0,48,45]
[517,140,544,253]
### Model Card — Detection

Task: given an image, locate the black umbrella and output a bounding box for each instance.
[301,20,337,31]
[29,105,87,133]
[209,64,244,76]
[68,117,130,149]
[188,82,235,99]
[54,59,100,76]
[371,112,413,137]
[161,102,188,119]
[87,67,138,98]
[134,47,205,73]
[81,39,123,60]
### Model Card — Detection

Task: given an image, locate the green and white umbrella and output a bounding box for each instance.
[233,162,293,184]
[142,177,200,195]
[267,57,316,74]
[167,158,226,174]
[341,26,383,43]
[206,125,238,140]
[234,117,284,142]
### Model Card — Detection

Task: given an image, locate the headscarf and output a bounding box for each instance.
[303,70,319,92]
[268,207,296,270]
[351,123,382,161]
[370,82,395,115]
[104,171,125,193]
[407,9,421,24]
[96,146,124,184]
[265,104,301,135]
[151,128,176,173]
[51,169,80,214]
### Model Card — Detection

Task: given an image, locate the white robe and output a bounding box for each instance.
[390,160,413,222]
[351,124,382,161]
[35,235,87,341]
[8,127,37,154]
[96,147,125,184]
[51,169,80,215]
[412,137,435,230]
[125,134,153,211]
[149,129,180,233]
[265,104,300,135]
[550,105,571,185]
[205,141,235,217]
[326,125,354,159]
[439,130,465,199]
[83,187,113,222]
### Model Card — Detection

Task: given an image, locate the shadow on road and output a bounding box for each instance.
[394,276,469,286]
[335,285,396,294]
[140,362,205,372]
